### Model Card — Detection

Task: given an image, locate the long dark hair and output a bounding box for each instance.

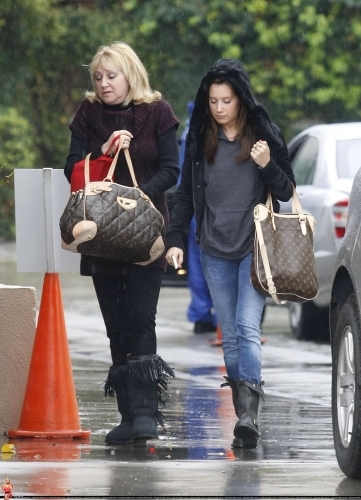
[204,77,256,164]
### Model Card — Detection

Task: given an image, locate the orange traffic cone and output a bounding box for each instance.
[8,273,90,439]
[208,324,223,347]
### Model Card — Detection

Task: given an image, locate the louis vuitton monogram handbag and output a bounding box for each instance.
[59,135,165,265]
[251,187,319,304]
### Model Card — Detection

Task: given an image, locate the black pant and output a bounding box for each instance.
[93,268,163,366]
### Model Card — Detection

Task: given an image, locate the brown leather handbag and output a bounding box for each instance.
[59,135,165,265]
[251,188,319,304]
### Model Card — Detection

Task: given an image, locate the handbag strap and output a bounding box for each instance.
[104,135,139,188]
[84,135,140,188]
[84,154,92,186]
[266,186,308,235]
[84,135,122,186]
[265,185,302,214]
[254,210,284,305]
[291,186,304,214]
[104,135,121,156]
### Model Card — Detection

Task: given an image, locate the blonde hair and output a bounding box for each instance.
[85,41,161,105]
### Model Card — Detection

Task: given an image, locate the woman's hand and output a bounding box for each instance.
[166,247,184,269]
[101,130,133,156]
[250,140,270,168]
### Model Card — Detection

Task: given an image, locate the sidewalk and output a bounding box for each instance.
[0,246,354,498]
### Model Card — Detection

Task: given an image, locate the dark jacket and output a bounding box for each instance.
[166,59,295,252]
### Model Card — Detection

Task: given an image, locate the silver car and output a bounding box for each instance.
[280,122,361,340]
[330,166,361,479]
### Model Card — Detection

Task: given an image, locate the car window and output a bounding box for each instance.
[336,139,361,178]
[291,136,319,185]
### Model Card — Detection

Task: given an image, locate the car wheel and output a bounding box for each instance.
[288,301,329,341]
[332,294,361,479]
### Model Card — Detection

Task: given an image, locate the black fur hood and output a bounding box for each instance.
[187,58,283,152]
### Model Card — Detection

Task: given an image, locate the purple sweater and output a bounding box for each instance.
[67,98,179,276]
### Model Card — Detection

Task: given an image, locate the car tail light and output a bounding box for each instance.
[333,199,349,239]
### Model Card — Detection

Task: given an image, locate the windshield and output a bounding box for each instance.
[337,139,361,178]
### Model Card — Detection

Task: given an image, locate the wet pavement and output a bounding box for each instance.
[0,244,360,498]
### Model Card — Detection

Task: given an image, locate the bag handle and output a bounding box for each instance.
[265,185,303,215]
[291,186,304,214]
[265,186,308,234]
[104,135,139,188]
[254,210,284,305]
[104,135,121,156]
[84,135,122,186]
[83,135,140,188]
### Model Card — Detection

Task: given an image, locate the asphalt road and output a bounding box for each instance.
[0,246,360,498]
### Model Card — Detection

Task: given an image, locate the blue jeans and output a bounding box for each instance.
[187,217,217,325]
[200,251,265,384]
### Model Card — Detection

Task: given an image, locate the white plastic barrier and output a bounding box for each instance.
[14,168,80,273]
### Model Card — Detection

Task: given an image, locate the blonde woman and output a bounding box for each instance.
[64,42,179,444]
[2,478,13,499]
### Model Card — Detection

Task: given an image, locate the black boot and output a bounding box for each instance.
[103,365,133,444]
[222,377,265,449]
[127,354,175,442]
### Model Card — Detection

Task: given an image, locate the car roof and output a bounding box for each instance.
[294,122,361,141]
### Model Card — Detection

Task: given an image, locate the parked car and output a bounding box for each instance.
[281,122,361,340]
[330,166,361,479]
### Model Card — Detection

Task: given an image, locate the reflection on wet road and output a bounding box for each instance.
[0,258,358,496]
[0,360,334,463]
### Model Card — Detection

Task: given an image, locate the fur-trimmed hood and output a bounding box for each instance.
[187,58,283,151]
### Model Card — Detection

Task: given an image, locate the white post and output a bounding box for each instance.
[43,168,56,273]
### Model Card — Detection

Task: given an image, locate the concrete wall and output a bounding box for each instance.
[0,285,36,435]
